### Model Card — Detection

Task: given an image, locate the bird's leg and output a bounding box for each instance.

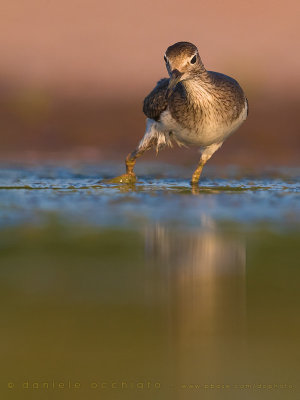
[107,145,150,184]
[191,160,205,186]
[125,149,141,176]
[111,148,145,183]
[107,119,163,184]
[122,144,151,182]
[191,142,223,187]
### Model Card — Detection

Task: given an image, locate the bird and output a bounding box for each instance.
[113,41,248,186]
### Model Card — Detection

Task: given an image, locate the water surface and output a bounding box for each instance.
[0,164,299,399]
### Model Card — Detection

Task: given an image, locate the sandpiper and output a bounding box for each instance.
[114,41,248,186]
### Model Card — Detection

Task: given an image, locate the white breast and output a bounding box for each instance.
[159,98,248,148]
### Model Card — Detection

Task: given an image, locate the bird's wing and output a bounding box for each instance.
[208,71,247,119]
[143,78,169,121]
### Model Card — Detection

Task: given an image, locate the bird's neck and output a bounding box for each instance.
[182,74,214,106]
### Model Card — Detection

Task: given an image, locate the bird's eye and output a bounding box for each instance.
[190,55,197,64]
[164,55,168,63]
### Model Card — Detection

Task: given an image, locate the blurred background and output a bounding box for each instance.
[0,0,299,167]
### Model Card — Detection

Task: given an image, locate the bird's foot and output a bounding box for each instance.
[190,179,199,187]
[105,173,137,184]
[190,180,200,194]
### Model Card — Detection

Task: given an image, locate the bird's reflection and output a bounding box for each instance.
[143,219,246,385]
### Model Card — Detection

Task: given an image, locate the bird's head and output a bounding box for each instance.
[164,42,205,98]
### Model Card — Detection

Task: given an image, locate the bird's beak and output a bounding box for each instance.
[166,69,184,98]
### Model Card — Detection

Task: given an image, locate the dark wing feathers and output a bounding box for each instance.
[143,78,169,121]
[207,71,247,120]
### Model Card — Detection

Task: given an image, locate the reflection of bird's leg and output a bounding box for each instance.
[191,142,223,186]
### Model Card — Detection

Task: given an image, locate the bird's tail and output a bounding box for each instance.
[138,119,186,154]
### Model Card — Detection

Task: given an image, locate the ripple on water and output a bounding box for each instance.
[0,165,298,230]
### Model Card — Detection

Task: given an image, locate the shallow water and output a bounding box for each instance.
[0,164,299,399]
[0,164,299,229]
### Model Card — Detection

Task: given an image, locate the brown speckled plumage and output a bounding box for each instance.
[166,42,198,59]
[143,78,169,121]
[143,71,247,132]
